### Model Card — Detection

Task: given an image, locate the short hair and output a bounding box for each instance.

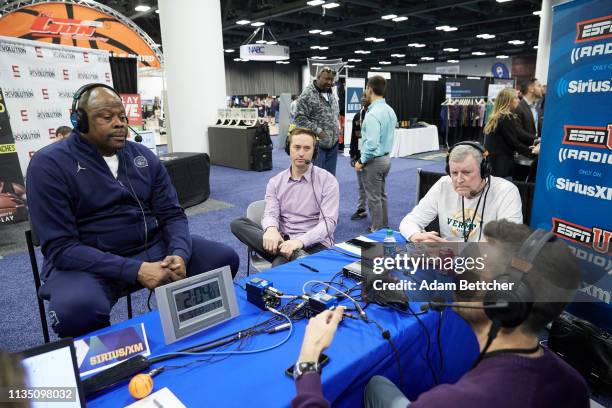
[288,127,317,145]
[317,67,336,78]
[448,144,483,166]
[55,126,72,136]
[482,220,581,335]
[519,78,538,95]
[367,75,387,97]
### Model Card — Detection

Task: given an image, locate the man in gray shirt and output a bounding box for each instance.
[295,67,340,175]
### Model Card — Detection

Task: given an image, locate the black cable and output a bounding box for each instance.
[368,319,404,391]
[477,175,492,241]
[147,289,153,311]
[310,169,335,247]
[406,303,439,385]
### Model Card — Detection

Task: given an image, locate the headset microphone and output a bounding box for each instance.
[420,300,509,312]
[304,160,312,165]
[127,124,143,143]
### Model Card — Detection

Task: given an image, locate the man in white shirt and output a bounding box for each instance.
[400,142,523,242]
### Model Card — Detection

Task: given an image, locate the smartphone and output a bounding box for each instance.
[346,238,375,250]
[285,353,330,377]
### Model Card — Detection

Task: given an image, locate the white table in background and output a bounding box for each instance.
[390,125,439,157]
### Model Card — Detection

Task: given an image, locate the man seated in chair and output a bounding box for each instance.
[231,127,339,267]
[400,142,523,243]
[26,84,239,338]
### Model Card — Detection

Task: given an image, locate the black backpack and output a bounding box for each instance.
[250,123,273,172]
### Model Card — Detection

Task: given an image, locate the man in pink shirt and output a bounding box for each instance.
[231,128,339,267]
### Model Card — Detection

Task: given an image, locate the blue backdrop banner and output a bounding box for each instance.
[531,0,611,329]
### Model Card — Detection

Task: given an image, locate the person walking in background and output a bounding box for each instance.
[295,67,340,175]
[289,95,299,124]
[513,78,543,140]
[484,88,538,179]
[355,76,397,233]
[55,126,72,141]
[349,95,369,221]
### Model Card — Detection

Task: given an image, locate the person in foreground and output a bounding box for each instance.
[400,142,523,243]
[26,83,239,338]
[231,127,339,267]
[291,221,589,408]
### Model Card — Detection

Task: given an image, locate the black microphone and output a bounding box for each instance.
[127,124,143,143]
[420,300,509,312]
[304,160,312,165]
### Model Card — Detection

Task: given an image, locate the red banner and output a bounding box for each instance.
[120,93,142,126]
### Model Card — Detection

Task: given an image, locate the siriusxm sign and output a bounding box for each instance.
[239,44,290,61]
[556,76,612,97]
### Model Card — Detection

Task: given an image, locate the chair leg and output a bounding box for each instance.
[127,293,133,319]
[26,230,50,344]
[246,249,251,277]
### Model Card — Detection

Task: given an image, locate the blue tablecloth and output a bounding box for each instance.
[86,231,478,407]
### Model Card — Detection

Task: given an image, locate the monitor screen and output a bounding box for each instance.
[20,340,84,407]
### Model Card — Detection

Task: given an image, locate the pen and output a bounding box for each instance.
[299,262,319,272]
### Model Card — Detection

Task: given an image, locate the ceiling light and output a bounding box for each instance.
[320,31,333,35]
[447,59,459,63]
[322,2,340,9]
[533,10,541,16]
[134,5,151,12]
[421,56,434,61]
[381,14,397,20]
[496,0,513,2]
[408,43,426,48]
[310,45,320,49]
[348,58,362,62]
[225,49,235,53]
[467,76,481,79]
[233,58,242,61]
[508,40,525,45]
[476,33,496,39]
[276,60,290,64]
[155,9,159,14]
[373,38,385,42]
[405,63,417,67]
[309,29,322,34]
[533,45,539,49]
[365,37,376,41]
[371,67,382,70]
[445,27,458,31]
[496,55,509,59]
[472,51,486,55]
[306,0,325,5]
[236,20,251,25]
[392,16,408,22]
[319,46,329,50]
[251,22,265,27]
[267,41,277,45]
[436,25,450,30]
[443,48,459,52]
[355,50,371,54]
[256,40,266,44]
[391,54,405,58]
[379,61,391,65]
[345,65,355,68]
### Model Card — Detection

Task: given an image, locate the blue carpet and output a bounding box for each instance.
[0,150,443,352]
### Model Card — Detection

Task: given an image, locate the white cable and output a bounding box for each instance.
[152,307,293,360]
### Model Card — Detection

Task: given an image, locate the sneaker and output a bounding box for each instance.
[350,209,367,220]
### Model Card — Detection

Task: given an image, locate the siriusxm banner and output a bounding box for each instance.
[531,0,611,329]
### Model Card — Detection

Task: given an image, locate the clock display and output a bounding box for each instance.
[173,279,224,324]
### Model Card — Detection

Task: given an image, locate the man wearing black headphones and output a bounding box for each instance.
[291,221,589,408]
[400,142,523,242]
[26,84,239,337]
[231,127,339,267]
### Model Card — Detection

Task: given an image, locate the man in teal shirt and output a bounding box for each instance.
[355,76,397,232]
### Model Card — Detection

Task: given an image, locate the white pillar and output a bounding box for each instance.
[158,0,226,153]
[534,0,554,84]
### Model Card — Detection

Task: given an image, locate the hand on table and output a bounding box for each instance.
[137,262,172,289]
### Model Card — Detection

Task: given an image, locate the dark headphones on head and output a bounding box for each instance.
[445,141,491,179]
[285,129,319,162]
[482,229,556,328]
[71,83,121,134]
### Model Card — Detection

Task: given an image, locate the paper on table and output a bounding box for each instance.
[335,235,376,256]
[124,387,186,408]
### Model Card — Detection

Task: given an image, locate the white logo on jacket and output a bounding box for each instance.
[134,156,148,168]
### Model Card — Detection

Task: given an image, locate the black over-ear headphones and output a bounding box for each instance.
[285,130,319,162]
[71,83,122,134]
[482,229,556,328]
[445,141,491,179]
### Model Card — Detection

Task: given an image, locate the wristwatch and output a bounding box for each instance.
[292,361,321,380]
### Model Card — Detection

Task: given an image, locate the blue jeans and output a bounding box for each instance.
[313,143,338,175]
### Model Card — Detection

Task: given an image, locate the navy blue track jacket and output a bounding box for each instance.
[26,132,191,283]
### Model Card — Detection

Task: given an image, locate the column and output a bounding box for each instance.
[534,0,554,84]
[157,0,226,153]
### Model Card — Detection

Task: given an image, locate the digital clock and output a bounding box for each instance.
[156,265,239,344]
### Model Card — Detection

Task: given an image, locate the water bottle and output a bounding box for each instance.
[383,228,396,258]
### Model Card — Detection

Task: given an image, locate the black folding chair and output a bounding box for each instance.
[415,168,445,233]
[512,180,536,225]
[26,229,132,343]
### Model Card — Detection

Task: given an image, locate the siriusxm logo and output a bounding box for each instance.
[546,173,612,200]
[556,77,612,97]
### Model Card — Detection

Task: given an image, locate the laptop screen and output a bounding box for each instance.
[19,339,85,407]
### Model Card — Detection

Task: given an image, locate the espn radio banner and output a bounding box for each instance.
[0,36,113,176]
[0,87,27,225]
[531,0,611,329]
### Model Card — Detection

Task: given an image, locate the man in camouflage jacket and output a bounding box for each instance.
[295,68,340,175]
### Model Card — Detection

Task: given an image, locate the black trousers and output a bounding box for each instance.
[230,217,326,267]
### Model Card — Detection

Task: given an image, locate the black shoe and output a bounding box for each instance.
[350,209,367,220]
